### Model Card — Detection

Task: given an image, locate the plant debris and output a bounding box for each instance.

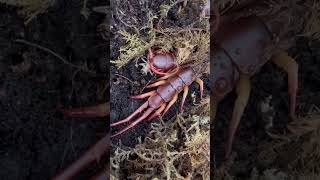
[111,0,209,69]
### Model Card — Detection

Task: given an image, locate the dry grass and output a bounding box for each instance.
[111,99,210,179]
[111,0,209,69]
[258,113,320,176]
[111,25,156,68]
[112,27,209,69]
[0,0,55,24]
[300,0,320,40]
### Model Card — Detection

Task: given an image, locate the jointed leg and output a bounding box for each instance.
[196,78,204,99]
[156,71,179,81]
[225,74,251,159]
[111,107,154,137]
[146,103,167,121]
[271,51,298,119]
[130,90,156,99]
[163,93,179,115]
[146,80,167,88]
[111,102,148,127]
[179,86,189,112]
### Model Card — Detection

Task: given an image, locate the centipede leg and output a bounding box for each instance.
[225,74,251,159]
[156,72,178,81]
[162,93,179,115]
[130,90,157,99]
[146,80,167,88]
[271,51,298,120]
[196,78,204,99]
[111,108,154,137]
[111,102,148,127]
[179,86,189,112]
[146,103,166,121]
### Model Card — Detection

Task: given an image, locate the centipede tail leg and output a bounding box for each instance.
[225,75,251,159]
[111,102,148,127]
[146,103,167,121]
[111,108,154,137]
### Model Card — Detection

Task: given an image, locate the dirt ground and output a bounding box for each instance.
[0,0,108,179]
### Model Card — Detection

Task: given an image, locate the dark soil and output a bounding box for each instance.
[0,0,108,179]
[213,37,320,178]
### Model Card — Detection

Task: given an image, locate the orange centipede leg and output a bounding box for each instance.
[146,103,166,121]
[111,102,148,127]
[179,86,189,112]
[130,90,157,99]
[111,108,154,137]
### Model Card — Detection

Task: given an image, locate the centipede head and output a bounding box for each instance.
[147,48,178,76]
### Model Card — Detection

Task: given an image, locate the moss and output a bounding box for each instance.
[112,0,209,69]
[111,99,210,179]
[112,27,209,69]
